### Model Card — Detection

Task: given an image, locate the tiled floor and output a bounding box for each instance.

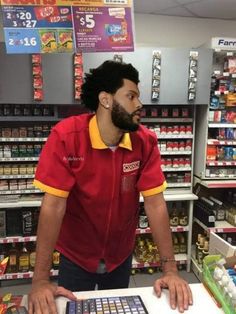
[0,270,200,295]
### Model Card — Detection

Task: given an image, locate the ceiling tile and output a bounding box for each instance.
[133,0,179,14]
[176,0,204,5]
[186,0,236,19]
[155,6,195,17]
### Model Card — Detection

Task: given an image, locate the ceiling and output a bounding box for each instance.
[133,0,236,20]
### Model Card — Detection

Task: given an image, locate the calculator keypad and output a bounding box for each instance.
[66,296,148,314]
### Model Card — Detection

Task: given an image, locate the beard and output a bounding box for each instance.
[111,99,140,132]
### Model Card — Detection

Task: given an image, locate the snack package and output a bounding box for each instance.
[57,29,73,52]
[0,257,9,275]
[34,6,59,20]
[39,29,57,53]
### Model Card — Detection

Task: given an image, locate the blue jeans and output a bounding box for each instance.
[58,254,133,291]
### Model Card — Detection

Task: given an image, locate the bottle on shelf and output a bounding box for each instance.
[18,243,30,272]
[169,202,179,227]
[7,242,19,273]
[172,234,179,254]
[202,240,209,261]
[52,250,60,270]
[135,238,147,263]
[179,202,188,226]
[29,243,36,272]
[178,233,187,253]
[0,244,7,263]
[197,235,207,265]
[138,204,148,229]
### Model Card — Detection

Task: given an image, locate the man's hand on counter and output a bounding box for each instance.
[154,271,193,313]
[28,280,77,314]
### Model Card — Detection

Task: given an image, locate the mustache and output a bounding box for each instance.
[131,109,141,117]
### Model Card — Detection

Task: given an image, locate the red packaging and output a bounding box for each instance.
[179,158,185,167]
[172,125,179,134]
[179,141,185,151]
[165,158,172,167]
[181,108,189,117]
[172,141,179,151]
[151,108,158,117]
[185,125,193,134]
[184,173,191,183]
[166,126,173,134]
[33,76,43,89]
[166,141,173,151]
[185,140,192,150]
[74,66,83,77]
[34,6,59,20]
[161,108,168,117]
[160,126,167,134]
[33,65,42,76]
[185,158,191,167]
[34,89,43,101]
[172,158,179,168]
[172,108,179,117]
[74,53,83,65]
[179,125,186,134]
[32,54,41,64]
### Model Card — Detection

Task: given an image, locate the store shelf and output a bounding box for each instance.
[0,157,39,162]
[194,176,236,188]
[157,134,194,139]
[0,189,42,195]
[0,200,41,208]
[206,174,236,179]
[208,123,236,128]
[135,226,189,235]
[0,175,35,179]
[132,254,187,269]
[0,269,58,280]
[167,183,192,188]
[0,236,36,244]
[207,139,236,146]
[141,118,193,123]
[162,167,192,172]
[206,161,236,166]
[139,192,198,202]
[160,151,192,155]
[194,217,236,233]
[0,137,47,142]
[0,117,59,122]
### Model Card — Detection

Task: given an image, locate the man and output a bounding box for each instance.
[29,60,193,314]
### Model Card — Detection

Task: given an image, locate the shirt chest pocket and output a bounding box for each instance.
[121,173,138,193]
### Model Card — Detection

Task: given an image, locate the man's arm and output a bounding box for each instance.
[144,192,193,313]
[28,193,76,314]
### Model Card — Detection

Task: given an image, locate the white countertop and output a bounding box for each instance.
[49,284,223,314]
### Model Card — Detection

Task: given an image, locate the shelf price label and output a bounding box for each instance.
[4,28,40,53]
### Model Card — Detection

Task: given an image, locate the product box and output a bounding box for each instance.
[209,232,236,257]
[6,208,22,236]
[0,210,6,237]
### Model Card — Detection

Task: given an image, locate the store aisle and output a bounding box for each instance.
[0,270,200,295]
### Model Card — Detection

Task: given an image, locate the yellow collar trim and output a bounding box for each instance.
[89,115,132,151]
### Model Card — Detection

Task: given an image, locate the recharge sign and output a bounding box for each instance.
[0,0,134,54]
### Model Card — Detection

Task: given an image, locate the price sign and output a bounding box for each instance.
[4,28,40,53]
[73,6,134,52]
[1,0,134,53]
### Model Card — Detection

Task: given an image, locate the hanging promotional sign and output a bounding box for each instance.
[0,0,134,54]
[211,37,236,51]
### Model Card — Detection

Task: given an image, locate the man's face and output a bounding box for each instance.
[111,79,142,132]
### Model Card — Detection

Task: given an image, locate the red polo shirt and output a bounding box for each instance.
[34,113,166,272]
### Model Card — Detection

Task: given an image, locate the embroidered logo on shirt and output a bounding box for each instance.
[123,161,140,173]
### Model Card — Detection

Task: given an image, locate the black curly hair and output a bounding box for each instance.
[81,60,139,111]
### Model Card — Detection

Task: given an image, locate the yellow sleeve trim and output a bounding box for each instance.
[33,179,69,198]
[141,181,168,197]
